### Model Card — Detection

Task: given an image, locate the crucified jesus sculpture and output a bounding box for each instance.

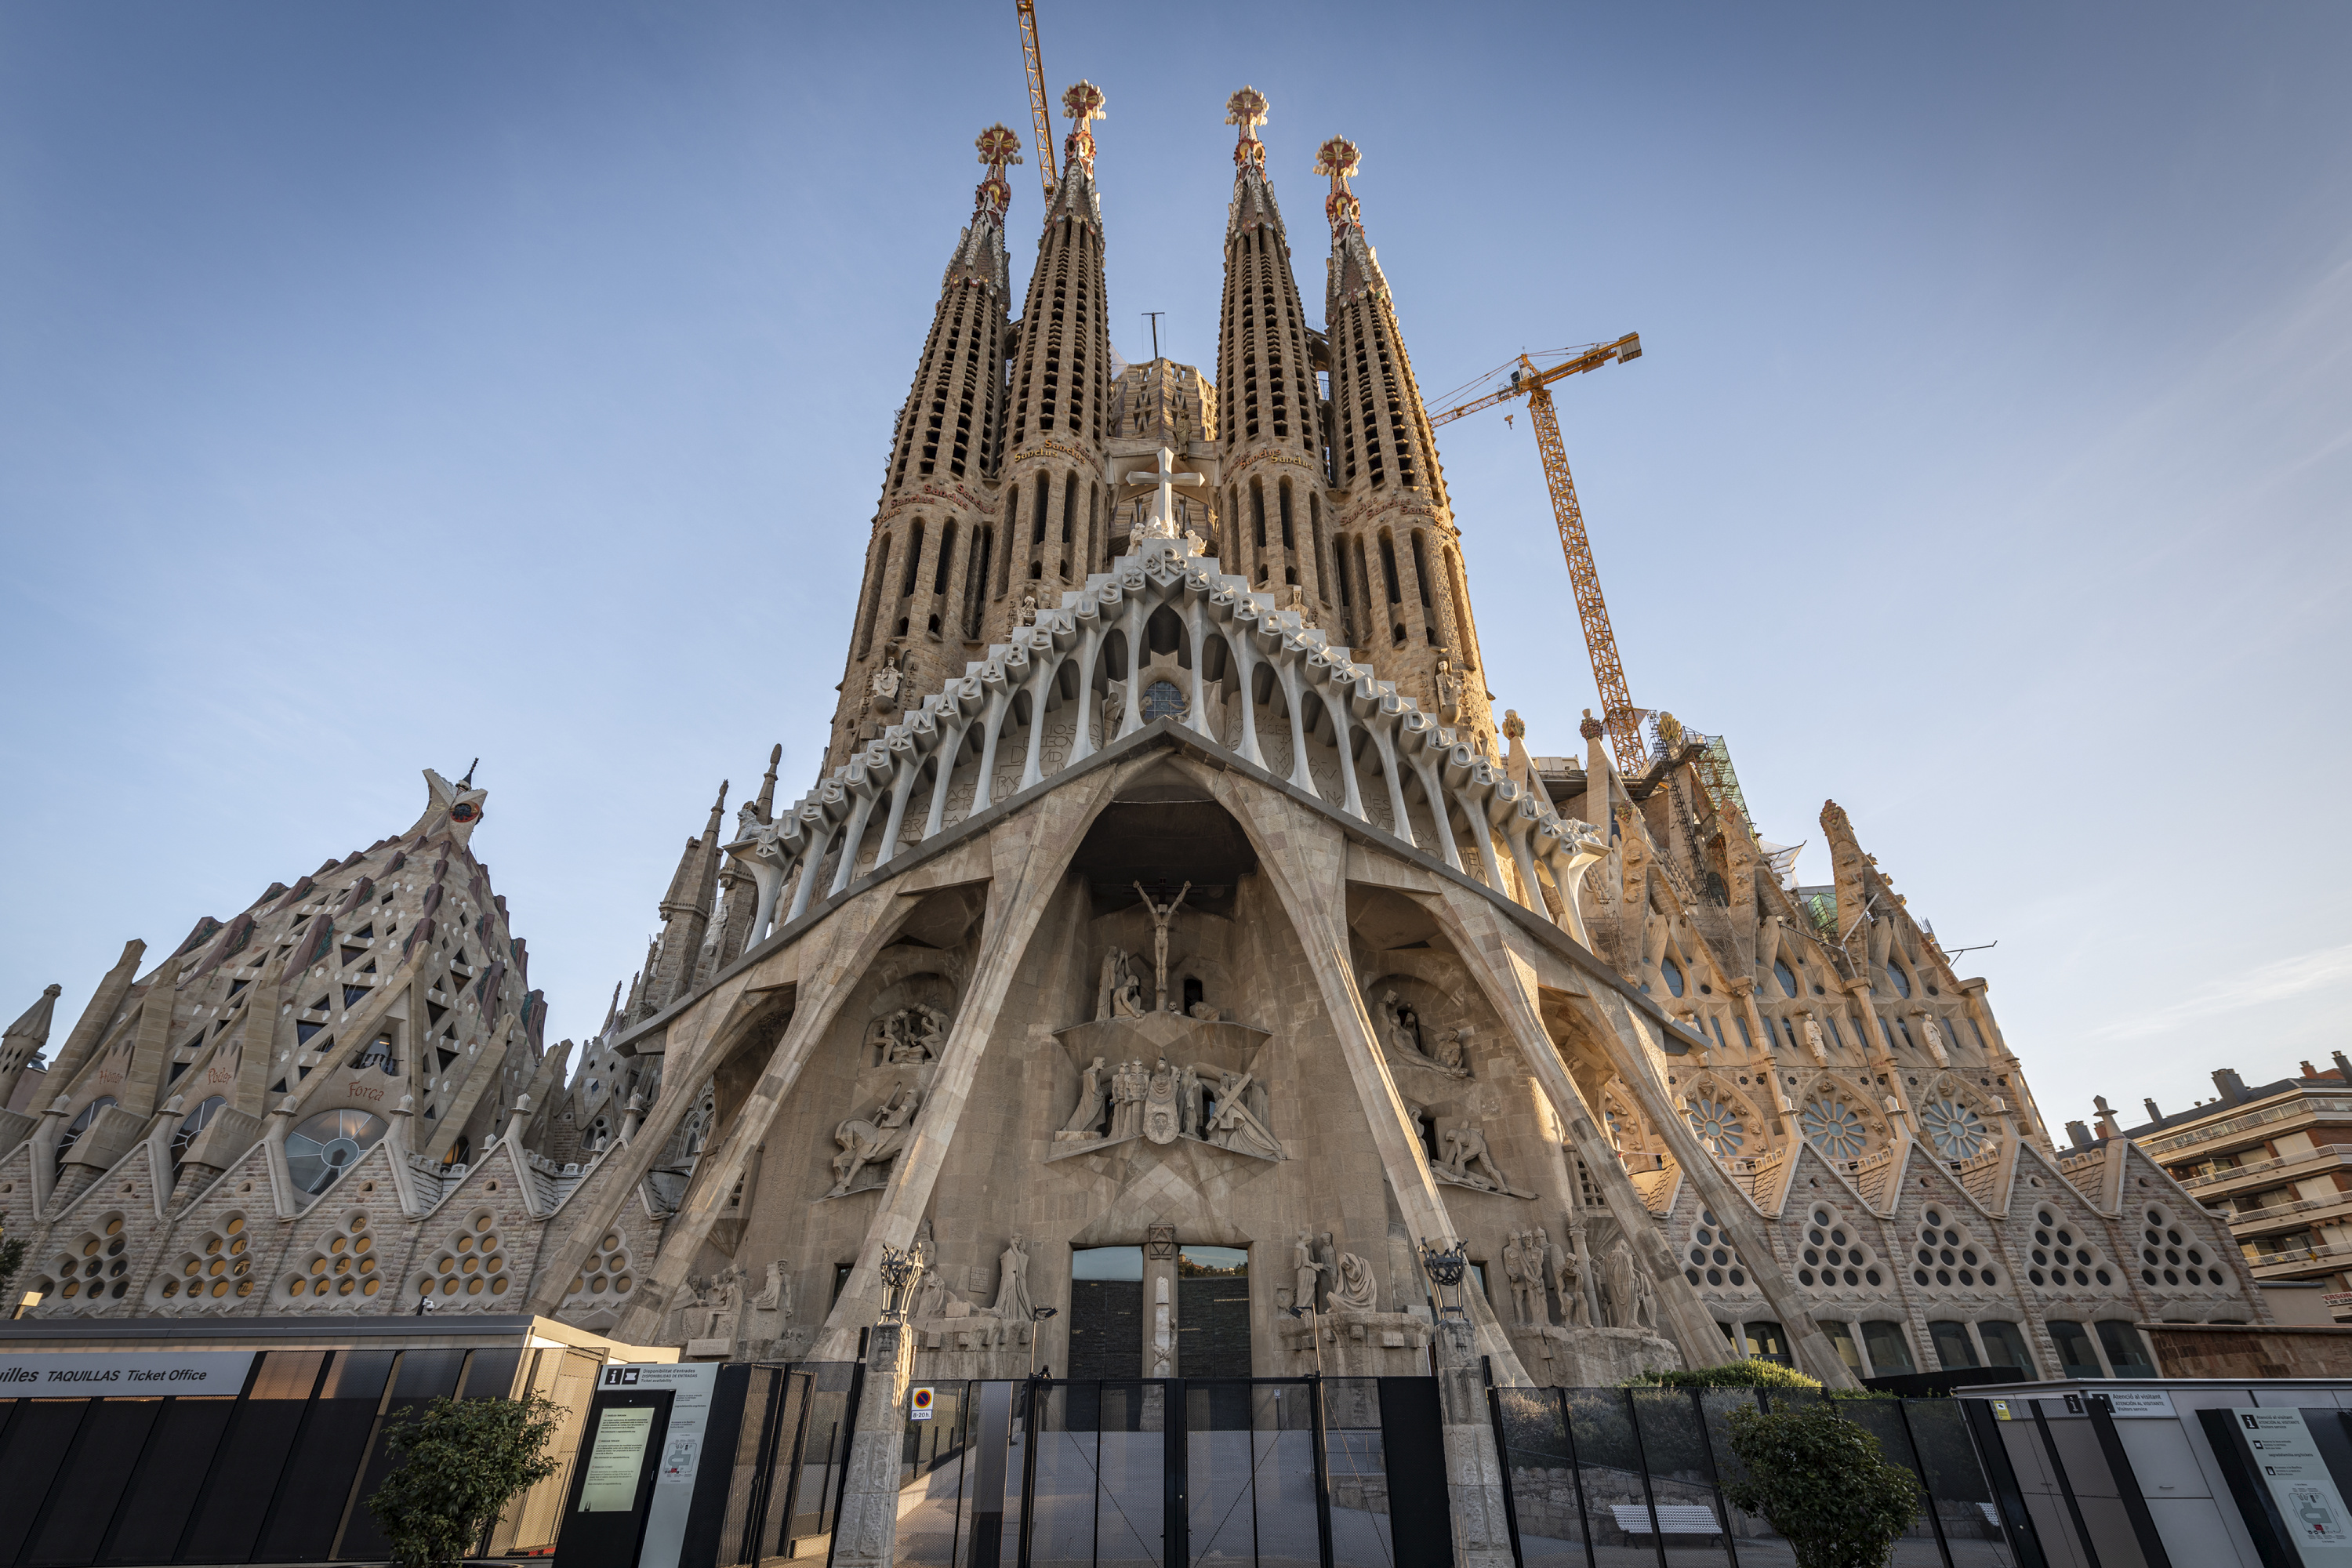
[1133,880,1192,1012]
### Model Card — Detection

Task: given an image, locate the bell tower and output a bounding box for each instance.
[1318,138,1495,750]
[1212,87,1330,604]
[988,83,1116,641]
[830,125,1022,768]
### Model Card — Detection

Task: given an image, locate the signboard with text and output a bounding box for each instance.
[0,1352,253,1396]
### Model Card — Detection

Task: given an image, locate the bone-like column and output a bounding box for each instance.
[808,762,1139,1357]
[525,894,895,1325]
[1214,774,1531,1382]
[1421,885,1738,1370]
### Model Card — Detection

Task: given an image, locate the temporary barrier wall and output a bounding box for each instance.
[0,1314,666,1566]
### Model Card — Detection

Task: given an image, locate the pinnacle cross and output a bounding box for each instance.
[1314,136,1363,237]
[1123,445,1204,538]
[1225,85,1268,171]
[973,123,1024,220]
[1061,81,1106,172]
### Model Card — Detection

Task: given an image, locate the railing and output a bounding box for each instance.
[2141,1095,2352,1159]
[2182,1145,2348,1191]
[2248,1243,2352,1273]
[2220,1191,2352,1230]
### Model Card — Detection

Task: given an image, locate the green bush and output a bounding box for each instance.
[366,1394,564,1568]
[1625,1356,1822,1389]
[1721,1400,1922,1568]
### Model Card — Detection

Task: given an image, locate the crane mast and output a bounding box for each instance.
[1014,1,1058,201]
[1522,376,1646,782]
[1429,336,1647,781]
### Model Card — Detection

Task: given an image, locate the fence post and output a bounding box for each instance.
[1620,1388,1668,1568]
[1891,1399,1955,1568]
[1558,1389,1597,1568]
[828,1323,916,1568]
[1487,1387,1526,1568]
[1432,1317,1516,1566]
[1685,1386,1740,1568]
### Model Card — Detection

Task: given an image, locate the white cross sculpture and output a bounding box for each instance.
[1123,445,1204,539]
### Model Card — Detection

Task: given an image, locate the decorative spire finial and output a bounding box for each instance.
[973,122,1023,220]
[1225,86,1268,171]
[1314,136,1362,235]
[1060,82,1106,173]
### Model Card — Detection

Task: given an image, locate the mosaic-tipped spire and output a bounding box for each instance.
[1061,81,1105,175]
[1315,136,1363,239]
[754,742,783,817]
[1226,85,1268,170]
[974,122,1023,221]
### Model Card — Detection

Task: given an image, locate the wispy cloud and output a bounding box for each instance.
[2083,943,2352,1044]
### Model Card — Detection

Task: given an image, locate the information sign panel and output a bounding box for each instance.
[2233,1408,2352,1562]
[579,1407,659,1512]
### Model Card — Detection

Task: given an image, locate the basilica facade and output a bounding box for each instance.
[1,85,2254,1404]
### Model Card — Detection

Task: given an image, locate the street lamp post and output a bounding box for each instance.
[1028,1305,1058,1378]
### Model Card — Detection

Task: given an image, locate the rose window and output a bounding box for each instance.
[1798,1097,1870,1160]
[1683,1097,1747,1157]
[1918,1098,1989,1160]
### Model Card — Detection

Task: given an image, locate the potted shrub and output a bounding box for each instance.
[1720,1399,1921,1568]
[367,1393,564,1568]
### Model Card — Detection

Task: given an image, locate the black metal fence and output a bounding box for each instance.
[887,1376,1454,1568]
[1489,1387,2022,1568]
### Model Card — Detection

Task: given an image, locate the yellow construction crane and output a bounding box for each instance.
[1428,334,1646,779]
[1014,2,1058,201]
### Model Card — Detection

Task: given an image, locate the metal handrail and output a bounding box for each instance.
[2142,1096,2352,1158]
[2180,1145,2348,1190]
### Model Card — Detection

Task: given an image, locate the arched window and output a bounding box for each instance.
[995,495,1015,598]
[1774,959,1799,998]
[1885,963,1913,1000]
[932,521,955,594]
[1278,479,1295,548]
[1252,480,1267,548]
[900,518,925,597]
[1061,476,1075,543]
[1662,956,1686,997]
[855,533,891,658]
[1379,534,1403,603]
[1033,473,1050,544]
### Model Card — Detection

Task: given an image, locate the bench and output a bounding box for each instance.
[1610,1504,1722,1541]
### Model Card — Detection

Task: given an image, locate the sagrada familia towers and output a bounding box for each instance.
[2,85,2252,1420]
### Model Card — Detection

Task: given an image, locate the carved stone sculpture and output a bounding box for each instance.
[1200,1066,1282,1160]
[1502,1232,1536,1325]
[1132,880,1191,1013]
[1329,1251,1378,1312]
[1098,949,1148,1021]
[1922,1015,1951,1067]
[990,1235,1033,1323]
[829,1082,919,1196]
[1058,1054,1108,1142]
[1629,1261,1658,1330]
[1603,1240,1638,1330]
[1143,1057,1180,1144]
[1803,1015,1829,1065]
[752,1259,793,1321]
[1151,1275,1174,1374]
[1438,1123,1509,1193]
[1293,1231,1326,1315]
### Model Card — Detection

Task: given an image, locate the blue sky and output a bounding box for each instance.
[3,2,2347,1130]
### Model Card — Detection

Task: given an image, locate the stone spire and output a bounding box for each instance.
[1317,136,1494,749]
[0,983,60,1108]
[831,126,1025,769]
[1214,87,1329,604]
[651,782,728,1008]
[993,83,1115,639]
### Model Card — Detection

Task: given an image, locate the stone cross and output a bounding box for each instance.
[1123,446,1203,539]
